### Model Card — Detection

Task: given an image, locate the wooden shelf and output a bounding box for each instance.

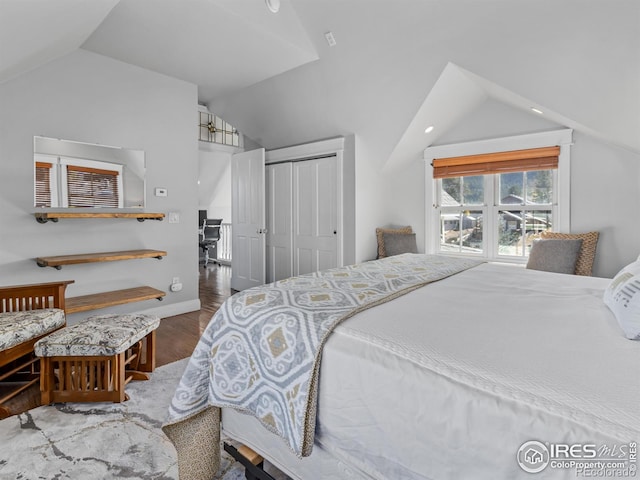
[36,249,167,269]
[34,212,165,223]
[66,286,165,314]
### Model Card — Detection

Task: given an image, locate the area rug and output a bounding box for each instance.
[0,358,285,480]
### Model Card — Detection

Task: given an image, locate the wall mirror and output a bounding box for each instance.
[34,136,145,209]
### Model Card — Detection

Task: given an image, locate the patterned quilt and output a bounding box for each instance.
[164,254,482,459]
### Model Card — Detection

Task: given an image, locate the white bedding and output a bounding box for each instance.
[223,262,639,479]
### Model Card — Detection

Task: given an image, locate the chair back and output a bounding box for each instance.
[202,219,222,242]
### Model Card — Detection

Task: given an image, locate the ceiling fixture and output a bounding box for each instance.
[265,0,280,13]
[530,107,544,115]
[424,125,435,134]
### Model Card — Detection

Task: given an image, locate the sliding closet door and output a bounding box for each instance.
[293,157,338,276]
[265,163,292,283]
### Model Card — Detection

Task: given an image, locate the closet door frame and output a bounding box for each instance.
[265,137,344,279]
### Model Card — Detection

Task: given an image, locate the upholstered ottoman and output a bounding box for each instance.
[0,309,66,410]
[34,313,160,404]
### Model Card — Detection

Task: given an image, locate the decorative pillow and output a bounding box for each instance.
[603,260,640,340]
[376,226,413,258]
[540,231,599,276]
[526,238,583,274]
[382,232,418,257]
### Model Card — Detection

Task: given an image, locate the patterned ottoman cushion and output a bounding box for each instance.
[34,313,160,357]
[0,309,65,352]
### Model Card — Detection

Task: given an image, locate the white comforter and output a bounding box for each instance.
[226,262,639,479]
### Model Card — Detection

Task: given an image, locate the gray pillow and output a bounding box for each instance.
[382,232,418,257]
[526,238,583,274]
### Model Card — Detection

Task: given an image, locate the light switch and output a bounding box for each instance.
[155,187,168,197]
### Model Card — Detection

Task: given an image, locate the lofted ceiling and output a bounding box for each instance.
[0,0,318,100]
[81,0,318,101]
[1,0,638,161]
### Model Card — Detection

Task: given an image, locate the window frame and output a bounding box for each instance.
[424,130,572,264]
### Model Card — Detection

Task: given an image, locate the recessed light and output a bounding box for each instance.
[265,0,280,13]
[530,107,544,115]
[424,125,435,134]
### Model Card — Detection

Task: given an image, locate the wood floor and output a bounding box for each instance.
[1,264,232,418]
[156,263,231,367]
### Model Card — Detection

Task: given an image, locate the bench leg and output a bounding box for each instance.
[126,330,156,381]
[40,357,54,405]
[114,352,127,403]
[141,330,156,373]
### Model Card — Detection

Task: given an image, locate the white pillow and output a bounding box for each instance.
[603,260,640,340]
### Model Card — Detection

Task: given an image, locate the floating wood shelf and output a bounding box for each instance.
[36,249,167,270]
[34,212,165,223]
[65,286,165,314]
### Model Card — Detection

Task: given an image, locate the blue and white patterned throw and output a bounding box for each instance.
[165,254,482,457]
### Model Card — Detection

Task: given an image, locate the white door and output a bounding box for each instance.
[293,157,340,276]
[231,148,266,291]
[266,163,293,283]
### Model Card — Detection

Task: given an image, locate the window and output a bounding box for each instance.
[34,156,123,208]
[66,165,120,208]
[425,131,572,263]
[437,169,556,259]
[198,111,241,147]
[35,161,53,207]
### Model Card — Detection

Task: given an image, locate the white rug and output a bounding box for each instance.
[0,358,266,480]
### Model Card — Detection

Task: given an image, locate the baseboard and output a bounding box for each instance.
[136,298,202,318]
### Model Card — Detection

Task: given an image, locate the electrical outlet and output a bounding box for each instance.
[168,212,180,223]
[172,277,180,285]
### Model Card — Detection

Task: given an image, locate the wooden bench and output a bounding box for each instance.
[35,313,159,404]
[0,280,72,418]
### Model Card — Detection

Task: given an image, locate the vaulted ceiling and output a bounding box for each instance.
[1,0,638,162]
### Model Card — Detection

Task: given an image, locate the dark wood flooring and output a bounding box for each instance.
[1,264,232,418]
[156,263,231,367]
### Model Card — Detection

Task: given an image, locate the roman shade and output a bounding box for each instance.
[35,161,52,207]
[432,146,560,179]
[66,165,119,208]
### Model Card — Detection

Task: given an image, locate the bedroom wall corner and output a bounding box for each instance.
[353,136,389,263]
[569,133,640,278]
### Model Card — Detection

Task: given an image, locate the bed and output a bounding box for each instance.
[163,254,640,480]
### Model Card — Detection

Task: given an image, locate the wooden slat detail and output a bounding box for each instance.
[34,212,165,222]
[66,286,165,314]
[36,249,167,268]
[238,445,264,466]
[0,280,74,313]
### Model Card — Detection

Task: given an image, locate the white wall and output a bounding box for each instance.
[570,133,640,277]
[198,142,235,224]
[0,49,200,322]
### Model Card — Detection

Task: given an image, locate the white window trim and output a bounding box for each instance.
[424,129,572,259]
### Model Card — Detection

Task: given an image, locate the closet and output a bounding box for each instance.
[265,140,343,283]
